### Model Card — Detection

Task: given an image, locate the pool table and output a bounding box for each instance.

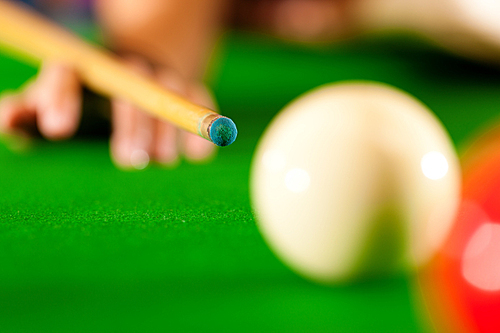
[1,31,500,332]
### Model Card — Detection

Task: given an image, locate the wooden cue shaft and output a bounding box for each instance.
[0,0,222,143]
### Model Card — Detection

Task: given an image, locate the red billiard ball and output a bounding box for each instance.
[419,126,500,333]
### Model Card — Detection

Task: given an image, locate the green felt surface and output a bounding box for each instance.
[1,32,500,332]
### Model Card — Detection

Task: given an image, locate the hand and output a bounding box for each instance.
[110,57,216,169]
[0,58,215,169]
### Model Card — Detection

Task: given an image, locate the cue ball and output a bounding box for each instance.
[250,82,460,283]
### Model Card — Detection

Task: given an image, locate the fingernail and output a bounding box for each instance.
[156,144,179,166]
[42,109,72,139]
[158,155,179,167]
[113,137,132,167]
[186,141,215,162]
[44,111,64,131]
[130,149,150,170]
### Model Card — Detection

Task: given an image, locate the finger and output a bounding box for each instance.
[110,97,137,168]
[111,98,155,170]
[0,93,36,134]
[110,57,155,170]
[129,103,155,170]
[181,83,216,162]
[154,68,187,166]
[35,62,82,140]
[154,120,179,166]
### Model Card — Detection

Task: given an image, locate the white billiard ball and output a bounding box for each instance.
[250,82,460,284]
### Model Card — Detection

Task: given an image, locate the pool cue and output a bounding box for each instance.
[0,0,237,146]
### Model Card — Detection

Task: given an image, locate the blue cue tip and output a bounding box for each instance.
[209,117,238,147]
